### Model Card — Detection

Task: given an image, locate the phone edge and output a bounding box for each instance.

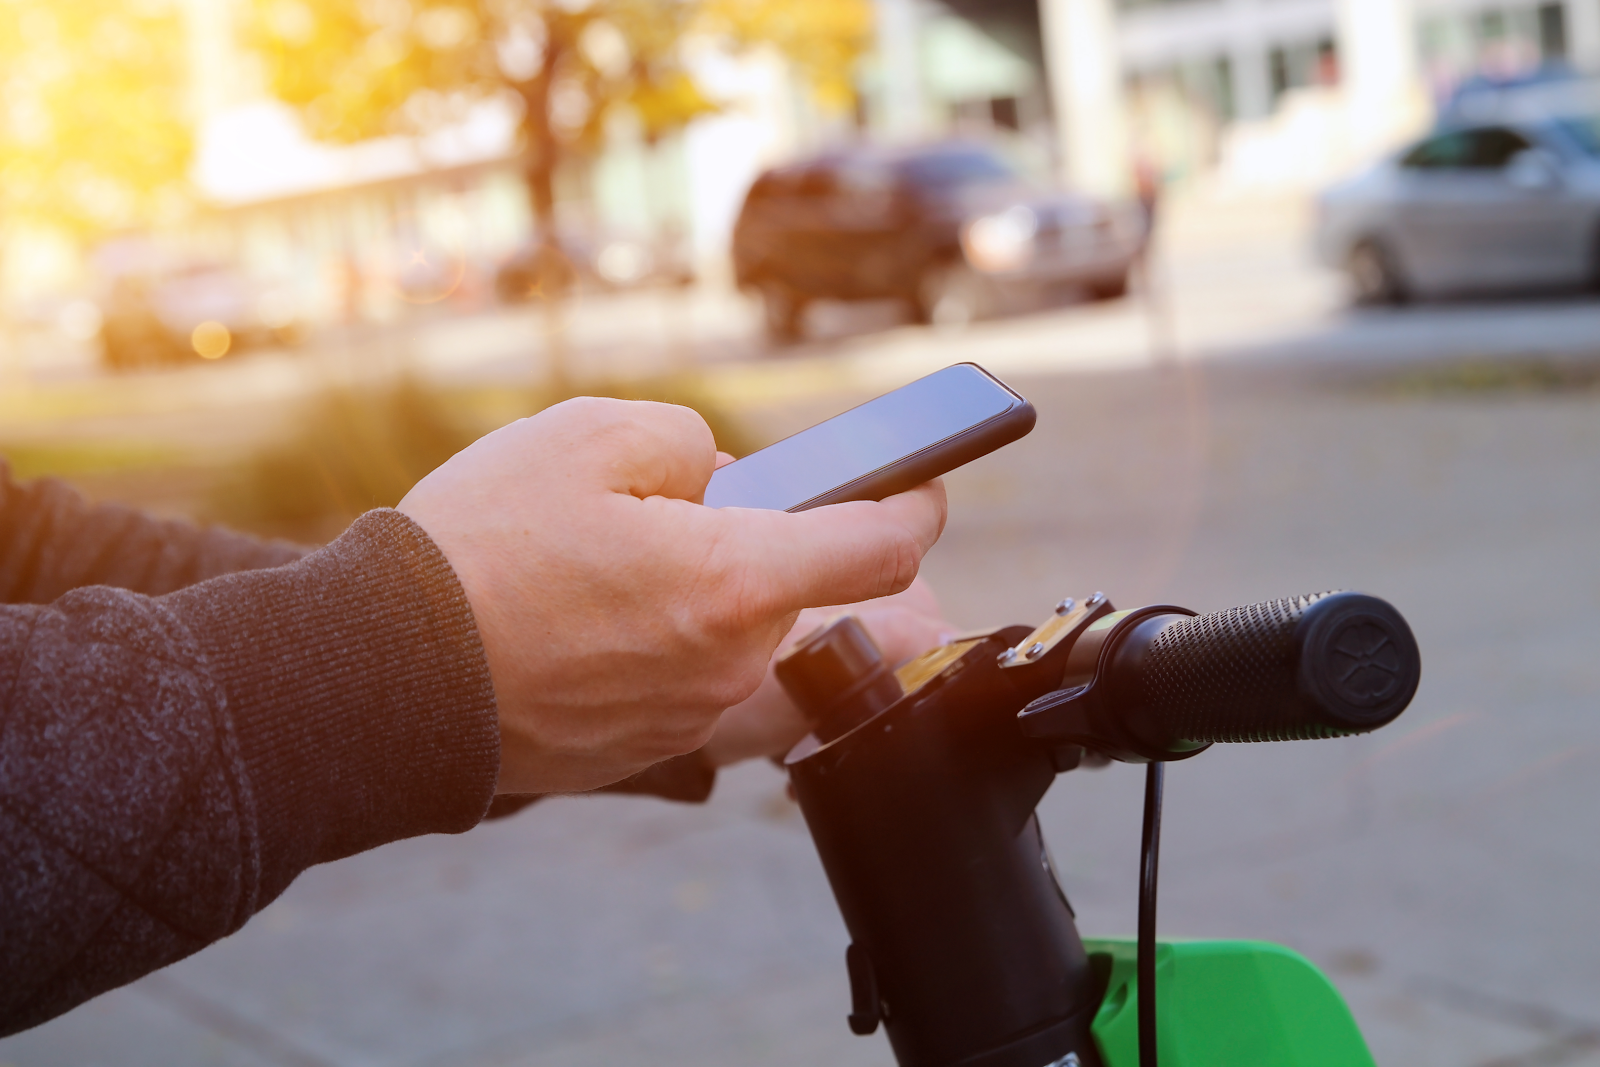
[787,396,1037,512]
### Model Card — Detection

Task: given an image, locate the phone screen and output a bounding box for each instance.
[704,363,1022,511]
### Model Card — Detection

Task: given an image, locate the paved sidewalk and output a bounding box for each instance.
[6,358,1600,1067]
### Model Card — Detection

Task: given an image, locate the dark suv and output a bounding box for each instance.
[732,141,1144,341]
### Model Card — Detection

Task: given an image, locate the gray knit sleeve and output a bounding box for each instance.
[0,509,499,1036]
[0,461,307,604]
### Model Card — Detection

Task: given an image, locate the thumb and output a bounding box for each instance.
[717,480,947,615]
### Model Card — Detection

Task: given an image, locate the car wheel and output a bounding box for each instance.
[496,266,536,304]
[1347,240,1407,305]
[1086,270,1130,301]
[100,336,130,372]
[760,280,806,344]
[916,261,985,328]
[271,322,306,348]
[101,325,163,372]
[164,333,194,365]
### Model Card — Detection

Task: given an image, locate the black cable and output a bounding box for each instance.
[1138,761,1164,1067]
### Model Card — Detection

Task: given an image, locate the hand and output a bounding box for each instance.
[700,578,956,767]
[397,397,947,795]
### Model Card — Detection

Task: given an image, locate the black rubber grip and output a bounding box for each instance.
[1114,591,1420,748]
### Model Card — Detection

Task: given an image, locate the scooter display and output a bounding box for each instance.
[776,590,1421,1067]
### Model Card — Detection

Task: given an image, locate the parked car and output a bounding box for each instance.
[98,259,303,370]
[1316,77,1600,303]
[732,141,1146,342]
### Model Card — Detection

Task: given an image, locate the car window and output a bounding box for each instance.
[747,170,800,202]
[746,175,778,203]
[900,150,1015,191]
[1401,127,1531,169]
[1553,115,1600,157]
[796,166,837,199]
[834,159,896,197]
[1468,127,1533,167]
[1401,132,1473,169]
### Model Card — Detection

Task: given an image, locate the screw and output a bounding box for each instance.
[996,648,1019,666]
[1087,592,1107,607]
[1054,597,1076,615]
[1026,642,1046,659]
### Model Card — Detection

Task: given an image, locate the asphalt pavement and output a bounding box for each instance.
[4,192,1600,1067]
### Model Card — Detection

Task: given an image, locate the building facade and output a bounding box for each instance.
[1117,0,1596,122]
[893,0,1600,191]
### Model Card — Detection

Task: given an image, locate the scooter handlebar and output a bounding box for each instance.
[1114,591,1420,747]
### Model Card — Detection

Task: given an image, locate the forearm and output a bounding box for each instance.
[0,461,306,604]
[0,510,498,1035]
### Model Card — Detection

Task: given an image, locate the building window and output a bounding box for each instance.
[990,96,1020,131]
[1205,55,1234,123]
[1421,3,1562,98]
[1538,2,1567,59]
[1269,37,1338,106]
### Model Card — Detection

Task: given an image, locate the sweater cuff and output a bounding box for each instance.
[599,750,717,803]
[167,509,499,901]
[482,749,718,821]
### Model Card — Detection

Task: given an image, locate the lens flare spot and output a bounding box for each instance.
[386,208,469,305]
[191,321,231,359]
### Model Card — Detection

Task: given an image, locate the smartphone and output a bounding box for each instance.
[703,363,1035,512]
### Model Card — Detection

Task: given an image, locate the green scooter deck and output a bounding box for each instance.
[1084,939,1376,1067]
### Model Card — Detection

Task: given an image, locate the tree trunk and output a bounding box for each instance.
[519,35,563,240]
[517,40,573,394]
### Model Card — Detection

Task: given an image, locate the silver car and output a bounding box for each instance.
[1316,81,1600,303]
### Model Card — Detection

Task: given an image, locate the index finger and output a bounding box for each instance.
[545,397,717,502]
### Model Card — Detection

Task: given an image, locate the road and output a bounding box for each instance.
[6,190,1600,449]
[3,192,1600,1067]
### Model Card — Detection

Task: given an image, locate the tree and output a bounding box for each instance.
[250,0,871,256]
[700,0,871,115]
[0,0,193,239]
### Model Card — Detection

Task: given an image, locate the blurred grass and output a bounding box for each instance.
[205,376,758,543]
[2,375,755,545]
[1368,356,1600,397]
[1,440,192,481]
